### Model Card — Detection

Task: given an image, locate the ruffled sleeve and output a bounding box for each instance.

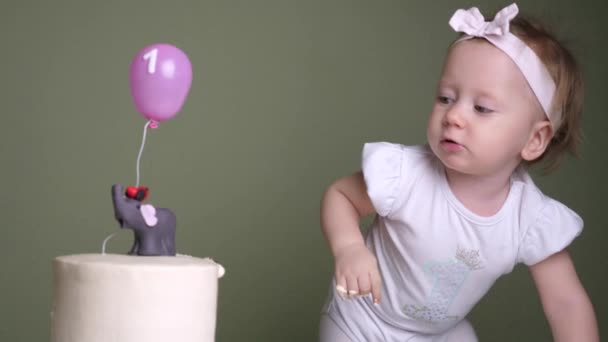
[517,198,583,266]
[362,142,402,217]
[362,142,430,218]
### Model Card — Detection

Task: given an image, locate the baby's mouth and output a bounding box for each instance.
[440,138,464,151]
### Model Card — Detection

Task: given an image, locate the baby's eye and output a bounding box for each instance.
[437,96,452,104]
[474,105,492,114]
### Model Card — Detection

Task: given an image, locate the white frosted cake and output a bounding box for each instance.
[51,253,225,342]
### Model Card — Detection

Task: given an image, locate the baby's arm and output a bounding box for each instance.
[529,249,599,341]
[321,171,382,303]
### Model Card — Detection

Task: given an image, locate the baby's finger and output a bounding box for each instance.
[370,269,382,304]
[346,276,359,298]
[357,273,372,296]
[335,276,348,299]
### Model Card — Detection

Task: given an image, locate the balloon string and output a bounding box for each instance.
[101,231,119,255]
[136,120,152,187]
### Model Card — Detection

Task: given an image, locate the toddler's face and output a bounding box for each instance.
[426,39,545,177]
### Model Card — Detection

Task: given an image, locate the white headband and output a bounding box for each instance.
[449,3,560,129]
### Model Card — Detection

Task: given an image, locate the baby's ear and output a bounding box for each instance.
[521,120,553,161]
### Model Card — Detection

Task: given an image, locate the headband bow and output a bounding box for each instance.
[449,4,517,37]
[448,3,560,129]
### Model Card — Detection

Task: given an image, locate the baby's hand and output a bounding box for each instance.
[334,243,382,304]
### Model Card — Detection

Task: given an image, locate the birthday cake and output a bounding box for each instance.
[51,254,224,342]
[50,44,224,342]
[50,183,225,342]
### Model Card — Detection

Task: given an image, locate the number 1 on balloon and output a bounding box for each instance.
[143,48,158,74]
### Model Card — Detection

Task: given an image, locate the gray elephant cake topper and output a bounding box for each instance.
[107,44,193,256]
[111,184,176,256]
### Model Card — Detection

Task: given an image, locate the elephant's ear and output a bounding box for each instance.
[140,204,158,227]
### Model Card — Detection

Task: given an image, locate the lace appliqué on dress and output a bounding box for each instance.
[403,246,483,323]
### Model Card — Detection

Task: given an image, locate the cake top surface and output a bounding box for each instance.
[55,253,219,268]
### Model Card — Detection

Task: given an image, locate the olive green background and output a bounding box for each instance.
[0,0,605,341]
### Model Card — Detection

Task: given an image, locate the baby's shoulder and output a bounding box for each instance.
[511,171,584,265]
[511,171,583,230]
[363,141,432,156]
[362,142,437,217]
[362,142,436,172]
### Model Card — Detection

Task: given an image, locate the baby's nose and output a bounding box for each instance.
[443,106,466,127]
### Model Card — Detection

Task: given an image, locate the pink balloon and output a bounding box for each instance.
[129,43,192,122]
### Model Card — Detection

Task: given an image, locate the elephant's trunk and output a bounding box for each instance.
[111,184,126,227]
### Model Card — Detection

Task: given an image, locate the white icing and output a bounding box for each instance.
[51,254,223,342]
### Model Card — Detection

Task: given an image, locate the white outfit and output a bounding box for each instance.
[321,142,583,342]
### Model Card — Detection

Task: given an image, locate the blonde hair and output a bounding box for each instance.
[509,16,584,172]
